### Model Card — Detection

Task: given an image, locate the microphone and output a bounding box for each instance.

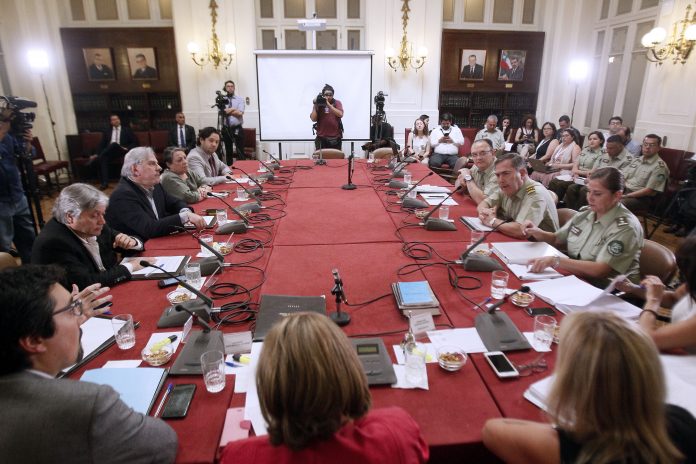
[329,268,350,326]
[399,172,433,209]
[486,286,530,314]
[175,304,212,332]
[223,176,263,212]
[458,218,512,271]
[231,165,267,193]
[387,161,409,187]
[140,260,214,308]
[262,149,282,169]
[341,153,357,190]
[474,283,532,351]
[421,186,463,231]
[173,226,228,271]
[257,159,276,179]
[206,192,251,234]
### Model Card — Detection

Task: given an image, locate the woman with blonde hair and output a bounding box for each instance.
[482,311,696,464]
[221,312,428,463]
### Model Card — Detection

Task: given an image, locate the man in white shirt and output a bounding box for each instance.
[474,115,506,151]
[428,113,465,169]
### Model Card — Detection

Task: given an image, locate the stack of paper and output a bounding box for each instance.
[459,216,493,231]
[506,264,563,281]
[491,242,565,265]
[392,281,440,315]
[526,275,641,319]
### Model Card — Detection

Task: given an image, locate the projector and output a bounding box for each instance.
[297,18,327,31]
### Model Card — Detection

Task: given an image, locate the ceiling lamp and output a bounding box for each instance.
[385,0,427,72]
[187,0,235,70]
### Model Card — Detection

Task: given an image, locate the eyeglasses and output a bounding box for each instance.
[471,150,492,158]
[53,299,84,317]
[514,354,548,377]
[642,142,658,147]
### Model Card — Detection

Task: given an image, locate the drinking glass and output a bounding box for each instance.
[236,188,249,200]
[403,171,412,185]
[404,342,427,386]
[201,350,226,393]
[490,270,509,300]
[111,314,136,349]
[438,205,450,220]
[185,262,202,287]
[215,209,228,225]
[533,316,557,351]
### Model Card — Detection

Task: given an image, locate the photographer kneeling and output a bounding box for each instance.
[310,84,344,150]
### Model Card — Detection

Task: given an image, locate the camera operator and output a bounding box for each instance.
[219,80,245,162]
[310,84,344,150]
[429,113,464,169]
[0,103,36,263]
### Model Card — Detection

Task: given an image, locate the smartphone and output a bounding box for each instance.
[158,277,182,289]
[525,307,556,317]
[161,384,196,419]
[484,351,519,378]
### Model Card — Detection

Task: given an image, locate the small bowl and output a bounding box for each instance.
[213,242,234,256]
[511,292,535,308]
[436,346,467,371]
[167,290,191,305]
[414,209,429,219]
[471,244,491,257]
[141,343,173,366]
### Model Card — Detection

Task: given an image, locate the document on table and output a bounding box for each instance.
[414,185,452,193]
[60,317,116,377]
[459,216,493,231]
[243,342,268,436]
[420,194,458,206]
[426,328,487,353]
[80,367,168,415]
[506,264,563,281]
[491,242,565,265]
[128,256,189,280]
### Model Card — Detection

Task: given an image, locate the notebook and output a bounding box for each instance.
[80,367,168,415]
[253,295,327,341]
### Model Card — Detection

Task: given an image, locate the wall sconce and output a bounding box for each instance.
[187,0,235,70]
[385,0,427,72]
[641,3,696,65]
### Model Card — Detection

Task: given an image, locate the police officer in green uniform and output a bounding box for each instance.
[564,134,633,211]
[478,153,558,239]
[455,139,499,205]
[621,133,669,213]
[525,166,643,288]
[548,130,605,203]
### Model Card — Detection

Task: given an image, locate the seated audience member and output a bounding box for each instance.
[482,311,696,464]
[455,139,499,205]
[564,134,632,211]
[419,114,430,133]
[621,133,670,213]
[0,265,177,463]
[501,116,513,143]
[160,147,211,204]
[477,153,558,239]
[547,130,604,203]
[600,115,623,146]
[94,114,137,190]
[664,166,696,237]
[221,312,428,464]
[617,125,641,157]
[555,114,580,142]
[428,113,464,169]
[167,112,196,152]
[474,115,506,151]
[619,236,696,353]
[187,127,231,185]
[530,128,581,187]
[532,122,559,161]
[526,167,643,288]
[513,115,540,158]
[404,118,431,163]
[31,183,146,289]
[106,147,206,240]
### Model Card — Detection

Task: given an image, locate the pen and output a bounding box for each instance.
[95,301,113,315]
[154,383,173,417]
[225,361,243,368]
[475,297,492,310]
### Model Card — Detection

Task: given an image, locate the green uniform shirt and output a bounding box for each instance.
[623,154,670,193]
[555,202,643,287]
[470,163,499,198]
[576,147,602,174]
[486,178,559,232]
[592,148,633,171]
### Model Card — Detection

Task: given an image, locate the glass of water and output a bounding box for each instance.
[197,234,214,258]
[185,262,202,288]
[404,342,427,386]
[368,151,375,163]
[438,205,450,220]
[215,209,228,225]
[533,316,557,351]
[490,270,509,300]
[403,171,412,185]
[111,314,136,350]
[201,350,226,393]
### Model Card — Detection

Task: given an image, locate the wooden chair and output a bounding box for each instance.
[31,137,70,191]
[243,128,256,159]
[639,239,677,284]
[557,208,578,227]
[148,130,169,164]
[313,148,345,159]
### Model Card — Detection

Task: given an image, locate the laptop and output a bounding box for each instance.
[253,294,327,341]
[528,159,560,174]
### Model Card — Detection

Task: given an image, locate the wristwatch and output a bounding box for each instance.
[463,174,473,182]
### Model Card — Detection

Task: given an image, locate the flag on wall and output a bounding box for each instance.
[500,51,512,72]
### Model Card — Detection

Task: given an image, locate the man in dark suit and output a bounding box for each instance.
[87,52,114,80]
[132,53,158,79]
[0,265,178,463]
[32,183,146,289]
[460,54,484,79]
[94,114,137,190]
[168,112,196,151]
[502,56,524,81]
[105,147,206,241]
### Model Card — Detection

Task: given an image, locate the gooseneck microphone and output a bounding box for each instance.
[399,172,433,209]
[342,153,357,190]
[421,186,464,231]
[458,218,512,271]
[257,159,276,179]
[262,149,283,169]
[387,161,409,188]
[486,286,531,314]
[223,176,263,212]
[206,192,251,234]
[140,260,214,308]
[175,304,212,332]
[231,165,267,193]
[329,268,350,326]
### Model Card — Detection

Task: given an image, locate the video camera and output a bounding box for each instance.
[374,91,387,113]
[316,93,327,106]
[0,96,37,137]
[214,91,228,111]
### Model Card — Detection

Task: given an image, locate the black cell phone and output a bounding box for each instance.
[526,306,556,317]
[158,277,182,288]
[161,384,196,419]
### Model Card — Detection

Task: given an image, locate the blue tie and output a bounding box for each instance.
[179,126,185,147]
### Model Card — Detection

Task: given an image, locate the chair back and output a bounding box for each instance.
[640,239,677,284]
[557,208,578,227]
[313,149,345,159]
[372,147,393,160]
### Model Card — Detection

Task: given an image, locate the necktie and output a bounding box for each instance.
[179,126,185,147]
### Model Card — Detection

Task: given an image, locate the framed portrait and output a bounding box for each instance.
[459,49,486,81]
[83,48,115,81]
[498,50,526,81]
[127,47,159,80]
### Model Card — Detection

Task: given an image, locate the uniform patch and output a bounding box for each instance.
[616,216,628,227]
[607,240,624,256]
[570,225,582,235]
[525,185,536,195]
[657,173,666,181]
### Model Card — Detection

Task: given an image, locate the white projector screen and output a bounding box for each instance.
[255,50,373,141]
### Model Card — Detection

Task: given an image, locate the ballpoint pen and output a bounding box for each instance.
[154,383,173,417]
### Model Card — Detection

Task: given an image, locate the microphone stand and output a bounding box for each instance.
[420,186,463,231]
[457,218,512,271]
[170,303,225,375]
[224,176,263,212]
[316,141,326,165]
[257,159,276,179]
[330,269,350,326]
[206,192,252,234]
[262,149,282,169]
[341,153,357,190]
[474,285,532,352]
[231,165,267,194]
[387,161,409,188]
[399,172,433,209]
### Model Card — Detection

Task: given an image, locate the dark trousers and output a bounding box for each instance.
[547,178,573,203]
[98,143,126,187]
[221,125,245,162]
[564,183,588,211]
[314,136,342,150]
[429,152,459,169]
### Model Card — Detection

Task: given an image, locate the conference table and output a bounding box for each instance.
[70,158,558,463]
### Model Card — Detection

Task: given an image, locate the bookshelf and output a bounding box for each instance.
[73,92,181,132]
[439,91,538,128]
